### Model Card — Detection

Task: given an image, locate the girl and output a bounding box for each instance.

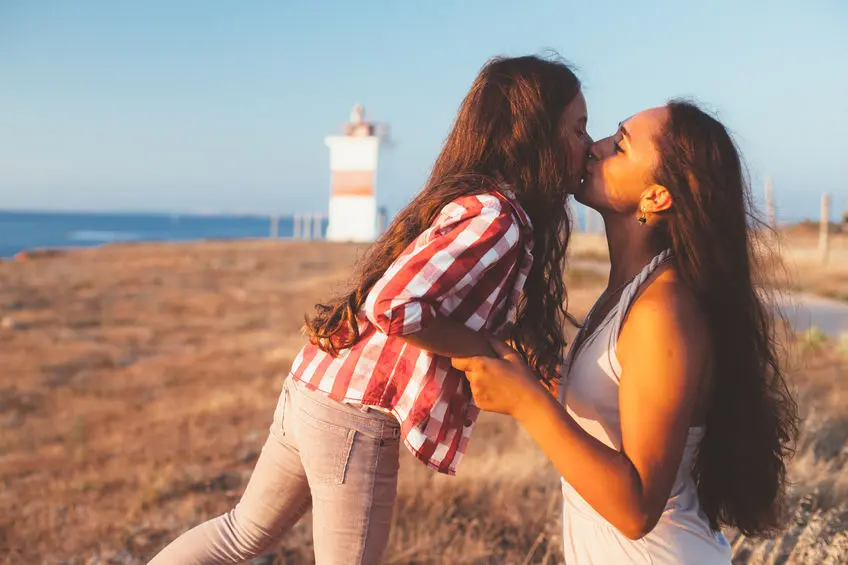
[149,54,590,564]
[453,101,798,564]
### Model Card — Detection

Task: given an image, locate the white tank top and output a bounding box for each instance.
[558,250,732,564]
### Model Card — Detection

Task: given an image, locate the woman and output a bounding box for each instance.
[453,101,798,564]
[149,54,590,565]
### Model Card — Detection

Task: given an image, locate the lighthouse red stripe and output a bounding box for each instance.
[332,170,374,196]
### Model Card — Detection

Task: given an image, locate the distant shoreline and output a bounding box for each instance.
[4,219,846,260]
[0,208,287,219]
[0,211,329,259]
[2,206,841,225]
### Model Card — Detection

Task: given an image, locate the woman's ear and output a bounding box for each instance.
[640,184,673,213]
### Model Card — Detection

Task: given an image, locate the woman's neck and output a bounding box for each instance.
[601,213,664,289]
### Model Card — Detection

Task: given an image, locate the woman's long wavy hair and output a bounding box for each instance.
[652,100,799,536]
[305,54,582,384]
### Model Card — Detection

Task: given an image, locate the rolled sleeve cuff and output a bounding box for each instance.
[379,299,438,336]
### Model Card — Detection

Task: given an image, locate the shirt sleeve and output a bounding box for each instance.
[363,193,524,336]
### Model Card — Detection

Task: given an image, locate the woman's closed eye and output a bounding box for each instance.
[614,140,625,154]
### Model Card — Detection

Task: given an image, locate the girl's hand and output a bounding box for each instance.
[452,338,545,417]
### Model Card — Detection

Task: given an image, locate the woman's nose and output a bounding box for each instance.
[589,140,603,161]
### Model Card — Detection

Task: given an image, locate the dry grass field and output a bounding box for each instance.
[1,232,845,564]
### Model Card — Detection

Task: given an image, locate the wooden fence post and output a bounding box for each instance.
[764,176,776,228]
[819,193,831,265]
[269,215,279,239]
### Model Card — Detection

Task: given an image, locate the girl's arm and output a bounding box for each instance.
[364,195,523,360]
[401,315,497,358]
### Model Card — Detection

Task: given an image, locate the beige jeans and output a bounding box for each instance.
[148,377,402,565]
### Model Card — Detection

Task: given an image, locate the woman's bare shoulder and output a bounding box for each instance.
[622,268,709,352]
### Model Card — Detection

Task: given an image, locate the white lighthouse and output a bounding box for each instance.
[325,104,385,242]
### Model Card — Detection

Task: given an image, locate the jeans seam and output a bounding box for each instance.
[335,429,356,485]
[291,379,400,439]
[353,431,382,565]
[281,382,290,438]
[298,406,351,438]
[270,382,290,444]
[298,399,395,438]
[298,405,396,445]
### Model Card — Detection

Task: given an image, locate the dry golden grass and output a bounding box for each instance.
[746,226,848,304]
[0,235,845,564]
[572,228,848,303]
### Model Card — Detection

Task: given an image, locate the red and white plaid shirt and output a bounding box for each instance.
[290,189,533,475]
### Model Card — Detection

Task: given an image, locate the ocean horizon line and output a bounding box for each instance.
[0,208,325,218]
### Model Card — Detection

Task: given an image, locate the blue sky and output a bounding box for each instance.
[1,0,846,220]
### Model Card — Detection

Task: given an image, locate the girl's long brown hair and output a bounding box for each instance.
[653,100,798,536]
[305,54,582,384]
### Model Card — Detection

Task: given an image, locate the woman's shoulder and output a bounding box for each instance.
[624,269,708,346]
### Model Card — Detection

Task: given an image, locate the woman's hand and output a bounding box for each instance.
[451,338,546,417]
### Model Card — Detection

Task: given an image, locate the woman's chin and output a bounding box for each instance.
[572,179,602,209]
[572,184,590,206]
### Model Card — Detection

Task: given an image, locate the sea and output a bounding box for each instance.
[0,204,829,259]
[0,210,326,259]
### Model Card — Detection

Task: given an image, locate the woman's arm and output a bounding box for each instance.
[454,279,708,539]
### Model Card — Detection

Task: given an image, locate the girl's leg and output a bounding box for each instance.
[148,379,310,564]
[288,379,402,565]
